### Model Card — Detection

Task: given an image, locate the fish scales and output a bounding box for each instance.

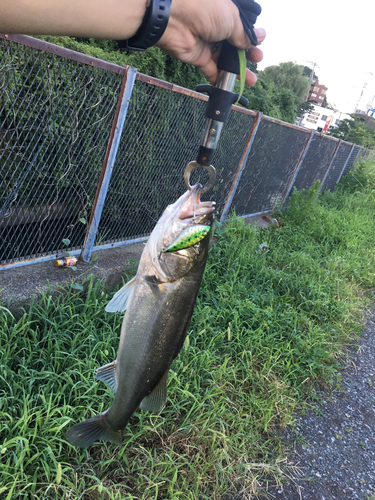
[107,275,202,431]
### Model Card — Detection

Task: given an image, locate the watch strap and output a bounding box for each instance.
[118,0,172,51]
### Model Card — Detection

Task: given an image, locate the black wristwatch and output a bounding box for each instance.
[118,0,172,51]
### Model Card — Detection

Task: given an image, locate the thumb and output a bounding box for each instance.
[195,52,219,85]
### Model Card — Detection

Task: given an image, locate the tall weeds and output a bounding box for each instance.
[1,160,375,499]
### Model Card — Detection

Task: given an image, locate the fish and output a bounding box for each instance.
[65,184,215,447]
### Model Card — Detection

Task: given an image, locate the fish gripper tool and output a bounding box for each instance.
[184,0,262,194]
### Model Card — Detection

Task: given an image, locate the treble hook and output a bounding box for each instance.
[183,162,216,194]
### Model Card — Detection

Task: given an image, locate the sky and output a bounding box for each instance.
[256,0,375,113]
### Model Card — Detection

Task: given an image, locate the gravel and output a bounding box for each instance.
[267,300,375,500]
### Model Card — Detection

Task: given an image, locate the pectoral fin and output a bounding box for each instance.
[145,275,162,299]
[95,361,118,393]
[105,277,136,313]
[140,370,169,413]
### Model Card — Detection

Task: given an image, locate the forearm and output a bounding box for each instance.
[0,0,147,39]
[0,0,265,86]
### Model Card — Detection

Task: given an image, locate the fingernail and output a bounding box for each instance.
[255,28,266,41]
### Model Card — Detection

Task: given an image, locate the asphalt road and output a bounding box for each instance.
[268,301,375,500]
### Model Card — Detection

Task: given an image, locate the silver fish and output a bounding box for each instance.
[65,184,215,447]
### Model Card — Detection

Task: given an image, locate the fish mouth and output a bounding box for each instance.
[179,184,215,222]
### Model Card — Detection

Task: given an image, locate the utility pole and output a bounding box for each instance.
[354,72,373,114]
[298,61,319,126]
[355,82,367,114]
[304,61,319,103]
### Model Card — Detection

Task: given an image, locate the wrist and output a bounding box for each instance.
[127,0,150,37]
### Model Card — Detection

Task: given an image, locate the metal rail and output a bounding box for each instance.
[320,139,342,192]
[220,111,263,222]
[80,66,137,262]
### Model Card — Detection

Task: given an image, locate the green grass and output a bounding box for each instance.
[1,160,375,499]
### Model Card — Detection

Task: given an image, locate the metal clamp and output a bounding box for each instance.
[184,162,216,194]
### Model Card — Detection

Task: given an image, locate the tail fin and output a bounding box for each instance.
[65,412,122,447]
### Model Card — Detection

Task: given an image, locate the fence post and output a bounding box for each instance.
[351,146,362,167]
[280,129,315,206]
[336,143,355,185]
[319,139,342,192]
[80,66,137,262]
[220,111,262,223]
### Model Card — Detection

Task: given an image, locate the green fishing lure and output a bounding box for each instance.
[163,225,211,253]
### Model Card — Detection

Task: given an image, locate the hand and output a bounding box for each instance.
[156,0,265,85]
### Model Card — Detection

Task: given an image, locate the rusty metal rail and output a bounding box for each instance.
[80,67,137,262]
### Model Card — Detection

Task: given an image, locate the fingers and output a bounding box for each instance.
[245,68,258,87]
[227,3,252,49]
[206,41,263,86]
[228,21,266,50]
[194,36,264,87]
[189,43,220,85]
[254,28,266,45]
[244,28,265,86]
[156,0,266,88]
[247,46,263,64]
[198,58,219,85]
[246,28,265,66]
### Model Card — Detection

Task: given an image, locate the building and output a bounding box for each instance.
[353,97,375,130]
[300,104,352,133]
[307,78,328,106]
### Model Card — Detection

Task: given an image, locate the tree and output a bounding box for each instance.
[247,61,258,73]
[321,96,335,110]
[328,117,375,148]
[303,66,318,80]
[298,100,315,117]
[238,77,297,123]
[38,36,206,91]
[260,62,310,104]
[38,37,310,124]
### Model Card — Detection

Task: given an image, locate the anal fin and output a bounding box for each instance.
[95,361,118,393]
[140,370,169,413]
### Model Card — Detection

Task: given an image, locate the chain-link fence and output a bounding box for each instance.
[341,145,362,179]
[292,134,337,191]
[1,34,373,268]
[97,77,256,247]
[322,141,352,192]
[230,119,311,216]
[0,35,125,265]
